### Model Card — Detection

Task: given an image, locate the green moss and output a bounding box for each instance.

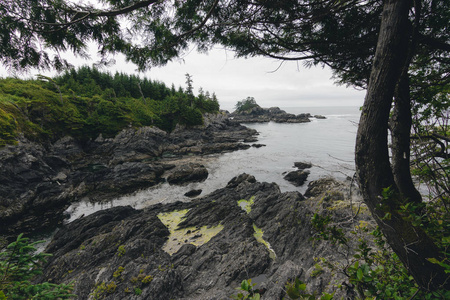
[253,224,276,259]
[157,209,224,255]
[0,106,18,146]
[238,196,255,214]
[116,245,126,257]
[92,281,117,299]
[113,266,125,279]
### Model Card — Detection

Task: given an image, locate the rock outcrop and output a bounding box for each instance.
[0,115,257,238]
[166,163,208,185]
[284,161,313,186]
[284,170,310,186]
[231,106,312,123]
[38,174,367,300]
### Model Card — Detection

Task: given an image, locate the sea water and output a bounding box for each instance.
[65,106,361,222]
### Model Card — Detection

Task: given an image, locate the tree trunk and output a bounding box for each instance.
[355,0,448,291]
[391,73,423,204]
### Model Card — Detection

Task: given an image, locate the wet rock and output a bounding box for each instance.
[167,163,208,185]
[252,144,266,148]
[314,115,327,119]
[38,174,366,300]
[184,189,202,198]
[294,161,312,170]
[0,113,258,237]
[284,170,310,186]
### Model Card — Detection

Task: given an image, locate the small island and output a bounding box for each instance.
[230,97,326,123]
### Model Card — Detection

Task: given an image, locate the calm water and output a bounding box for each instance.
[65,106,361,222]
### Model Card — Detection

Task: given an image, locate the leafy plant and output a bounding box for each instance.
[232,279,260,300]
[284,278,333,300]
[0,234,76,299]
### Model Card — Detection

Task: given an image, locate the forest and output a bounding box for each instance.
[0,67,220,146]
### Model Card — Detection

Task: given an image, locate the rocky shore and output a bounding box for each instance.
[1,109,372,299]
[38,174,367,299]
[230,106,326,123]
[0,113,258,237]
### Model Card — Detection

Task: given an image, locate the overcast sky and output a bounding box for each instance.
[1,45,366,111]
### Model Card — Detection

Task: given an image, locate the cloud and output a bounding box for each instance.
[0,45,366,111]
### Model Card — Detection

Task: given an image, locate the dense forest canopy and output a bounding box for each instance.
[0,0,449,296]
[0,67,220,146]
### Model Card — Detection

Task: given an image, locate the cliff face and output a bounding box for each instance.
[0,115,257,237]
[38,174,367,299]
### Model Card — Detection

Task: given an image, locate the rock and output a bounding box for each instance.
[294,162,312,170]
[0,113,259,237]
[167,163,208,185]
[314,115,326,119]
[284,170,310,186]
[184,189,202,197]
[304,177,343,197]
[252,144,266,148]
[38,175,365,300]
[231,106,312,123]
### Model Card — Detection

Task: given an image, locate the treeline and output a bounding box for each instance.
[0,67,220,146]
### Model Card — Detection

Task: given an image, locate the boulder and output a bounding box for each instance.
[184,189,202,197]
[166,163,208,185]
[284,170,310,186]
[294,161,312,170]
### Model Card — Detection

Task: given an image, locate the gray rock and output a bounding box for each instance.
[294,162,312,170]
[184,189,202,197]
[231,106,312,123]
[284,170,310,186]
[0,113,258,237]
[167,163,208,185]
[38,174,365,300]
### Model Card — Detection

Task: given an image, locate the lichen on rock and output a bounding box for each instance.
[157,209,224,255]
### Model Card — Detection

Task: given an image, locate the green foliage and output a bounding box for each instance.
[234,97,260,113]
[311,210,450,299]
[310,213,348,245]
[0,234,76,299]
[232,279,260,300]
[284,278,333,300]
[0,67,221,146]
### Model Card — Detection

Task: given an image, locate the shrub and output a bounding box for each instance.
[0,234,76,299]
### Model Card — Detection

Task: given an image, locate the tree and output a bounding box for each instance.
[355,0,448,290]
[1,0,449,291]
[0,234,75,299]
[234,97,260,113]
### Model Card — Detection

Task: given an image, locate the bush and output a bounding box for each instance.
[0,234,76,299]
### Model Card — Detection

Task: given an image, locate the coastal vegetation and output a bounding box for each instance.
[0,234,75,299]
[234,97,260,114]
[0,67,220,146]
[1,0,449,298]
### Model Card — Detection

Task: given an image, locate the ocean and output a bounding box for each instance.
[65,106,361,222]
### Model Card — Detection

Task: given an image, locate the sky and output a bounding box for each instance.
[0,45,366,112]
